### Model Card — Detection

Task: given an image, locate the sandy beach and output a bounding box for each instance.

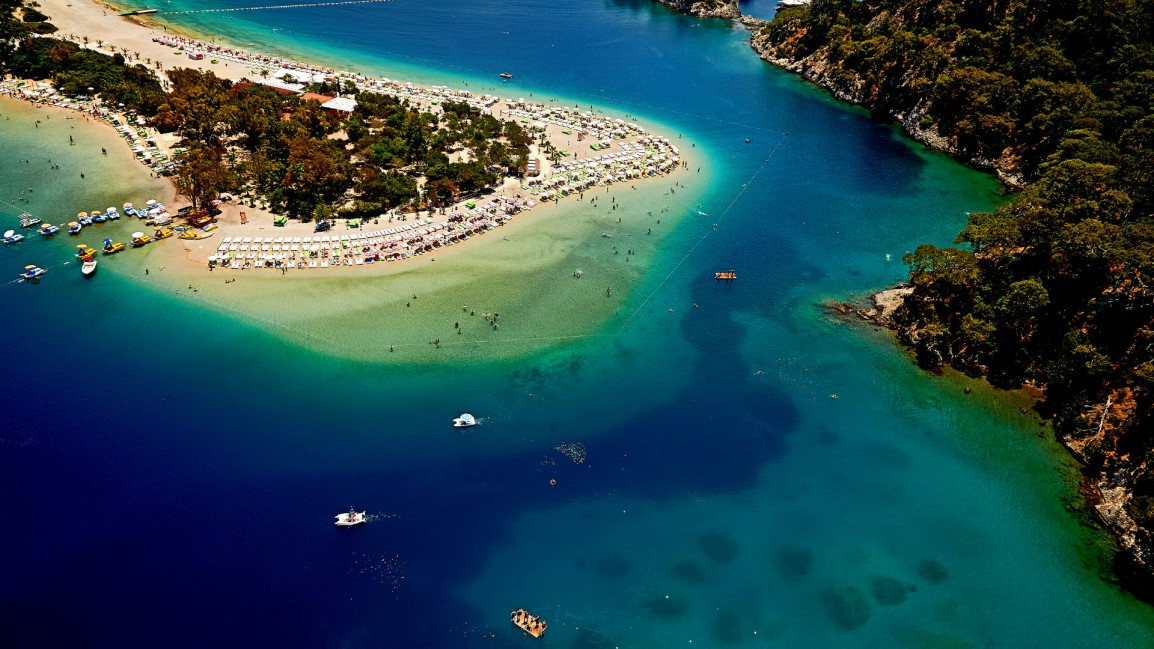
[4,0,702,362]
[30,0,688,280]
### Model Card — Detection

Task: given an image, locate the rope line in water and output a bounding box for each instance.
[163,0,397,15]
[626,139,785,322]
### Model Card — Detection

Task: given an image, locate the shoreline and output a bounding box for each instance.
[31,0,690,277]
[6,0,709,362]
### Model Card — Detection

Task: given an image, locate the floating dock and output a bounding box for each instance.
[119,8,159,15]
[511,609,546,638]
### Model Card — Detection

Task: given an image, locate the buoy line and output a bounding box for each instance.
[163,0,398,15]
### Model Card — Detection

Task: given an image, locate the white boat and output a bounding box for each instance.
[334,509,367,527]
[452,413,477,428]
[19,265,46,281]
[2,230,24,245]
[18,214,40,228]
[81,256,97,276]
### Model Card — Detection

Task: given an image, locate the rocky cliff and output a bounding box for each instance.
[654,0,741,20]
[745,17,1023,187]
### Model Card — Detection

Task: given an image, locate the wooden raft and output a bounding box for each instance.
[511,608,547,638]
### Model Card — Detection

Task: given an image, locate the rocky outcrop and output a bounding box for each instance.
[1062,390,1154,585]
[654,0,741,20]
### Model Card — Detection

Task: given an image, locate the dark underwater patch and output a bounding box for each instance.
[772,545,815,580]
[916,559,950,584]
[819,585,872,631]
[698,532,739,563]
[870,576,909,606]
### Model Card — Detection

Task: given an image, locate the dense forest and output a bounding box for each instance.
[0,3,531,220]
[756,0,1154,576]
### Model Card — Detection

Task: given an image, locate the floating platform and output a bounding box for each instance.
[119,8,158,15]
[511,609,546,638]
[715,270,736,280]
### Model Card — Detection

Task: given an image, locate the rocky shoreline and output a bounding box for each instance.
[743,18,1024,188]
[837,287,1154,597]
[653,0,741,20]
[653,0,1154,594]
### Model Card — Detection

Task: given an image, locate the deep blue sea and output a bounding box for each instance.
[4,0,1154,647]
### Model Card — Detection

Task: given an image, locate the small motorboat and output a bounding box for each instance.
[130,232,151,247]
[123,203,138,218]
[500,72,513,79]
[68,221,83,235]
[19,214,41,228]
[715,270,737,280]
[511,609,546,638]
[334,509,367,527]
[78,211,94,226]
[38,223,60,237]
[19,265,46,281]
[81,255,97,277]
[154,227,174,240]
[452,413,477,428]
[103,240,126,255]
[75,245,97,258]
[91,211,108,223]
[106,207,120,220]
[2,230,24,245]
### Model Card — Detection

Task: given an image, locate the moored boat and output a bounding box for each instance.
[179,229,216,240]
[81,255,97,277]
[123,203,138,218]
[68,221,83,235]
[103,237,126,254]
[715,269,736,280]
[154,227,174,240]
[75,244,97,258]
[452,413,477,428]
[2,230,24,245]
[38,223,59,237]
[106,207,120,220]
[500,72,513,79]
[334,509,367,527]
[77,211,94,226]
[19,265,46,281]
[18,213,40,228]
[510,609,546,638]
[130,232,151,247]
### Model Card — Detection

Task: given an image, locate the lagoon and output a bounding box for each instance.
[2,0,1154,646]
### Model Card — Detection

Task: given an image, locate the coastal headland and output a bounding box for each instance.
[4,0,705,362]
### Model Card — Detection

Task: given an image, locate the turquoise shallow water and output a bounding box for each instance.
[3,1,1154,647]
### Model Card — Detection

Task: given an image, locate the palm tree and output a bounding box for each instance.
[82,36,89,46]
[95,39,103,49]
[132,51,140,61]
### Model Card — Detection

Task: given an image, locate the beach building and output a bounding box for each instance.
[301,92,335,105]
[320,96,357,117]
[525,158,540,177]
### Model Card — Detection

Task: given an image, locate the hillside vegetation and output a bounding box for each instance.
[756,0,1154,576]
